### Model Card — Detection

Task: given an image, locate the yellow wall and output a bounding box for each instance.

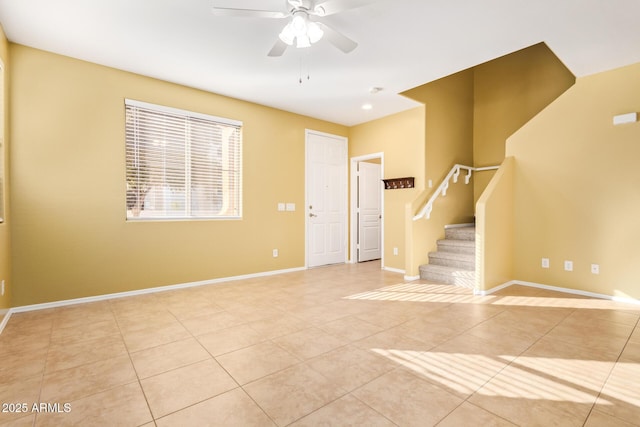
[508,62,640,299]
[349,107,425,271]
[397,44,573,278]
[402,69,475,276]
[7,39,633,307]
[0,26,10,311]
[10,45,347,306]
[476,157,514,290]
[473,43,575,203]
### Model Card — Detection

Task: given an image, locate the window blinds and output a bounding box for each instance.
[125,99,242,220]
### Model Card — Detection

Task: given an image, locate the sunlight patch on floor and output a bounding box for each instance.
[371,349,505,396]
[344,290,495,304]
[370,349,626,405]
[343,282,640,312]
[595,363,640,408]
[378,283,473,294]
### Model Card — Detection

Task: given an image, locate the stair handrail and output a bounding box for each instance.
[413,164,499,220]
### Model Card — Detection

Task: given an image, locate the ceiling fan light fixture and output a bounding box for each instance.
[296,34,311,48]
[291,14,308,37]
[307,22,324,43]
[281,11,323,49]
[279,22,295,45]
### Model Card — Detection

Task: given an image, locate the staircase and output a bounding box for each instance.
[419,225,476,288]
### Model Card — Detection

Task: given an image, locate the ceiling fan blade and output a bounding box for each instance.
[317,22,357,53]
[211,7,287,19]
[312,0,377,16]
[268,39,289,57]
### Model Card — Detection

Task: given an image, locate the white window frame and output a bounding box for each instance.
[125,99,243,221]
[0,61,4,224]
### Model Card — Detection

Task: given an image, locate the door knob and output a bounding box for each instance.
[309,213,317,217]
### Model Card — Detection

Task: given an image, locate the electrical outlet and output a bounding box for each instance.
[393,247,398,256]
[541,258,550,268]
[591,264,600,275]
[564,260,573,272]
[272,249,279,258]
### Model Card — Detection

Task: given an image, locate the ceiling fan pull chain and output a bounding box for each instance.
[300,52,312,84]
[299,57,303,84]
[298,52,312,84]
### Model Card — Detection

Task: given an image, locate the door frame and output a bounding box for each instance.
[305,129,349,268]
[350,152,384,267]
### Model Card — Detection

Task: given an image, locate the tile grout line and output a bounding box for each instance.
[158,304,281,426]
[15,306,147,426]
[270,283,459,426]
[453,304,578,424]
[109,299,157,425]
[32,308,57,427]
[411,295,578,425]
[192,287,420,424]
[4,264,638,426]
[581,315,640,426]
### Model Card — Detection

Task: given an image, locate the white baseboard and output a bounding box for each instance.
[382,266,405,275]
[4,271,638,335]
[476,279,640,305]
[473,281,515,296]
[0,309,11,335]
[4,266,307,318]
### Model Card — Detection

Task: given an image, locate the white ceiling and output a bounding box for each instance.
[1,0,640,126]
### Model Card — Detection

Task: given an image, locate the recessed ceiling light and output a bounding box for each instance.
[362,103,373,110]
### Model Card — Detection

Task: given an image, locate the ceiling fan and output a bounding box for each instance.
[211,0,377,57]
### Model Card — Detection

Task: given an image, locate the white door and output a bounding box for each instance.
[306,130,347,268]
[358,162,381,262]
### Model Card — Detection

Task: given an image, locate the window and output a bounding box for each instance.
[0,61,4,223]
[125,99,242,220]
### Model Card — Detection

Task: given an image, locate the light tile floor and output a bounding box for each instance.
[1,261,639,426]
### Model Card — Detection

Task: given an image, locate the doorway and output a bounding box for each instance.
[350,153,384,266]
[305,130,348,268]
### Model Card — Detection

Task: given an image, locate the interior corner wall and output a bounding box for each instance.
[0,26,10,311]
[472,43,576,204]
[349,107,425,271]
[401,69,475,275]
[508,61,640,300]
[9,44,347,306]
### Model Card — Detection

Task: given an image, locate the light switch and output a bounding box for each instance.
[277,203,285,211]
[286,203,295,212]
[564,261,573,272]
